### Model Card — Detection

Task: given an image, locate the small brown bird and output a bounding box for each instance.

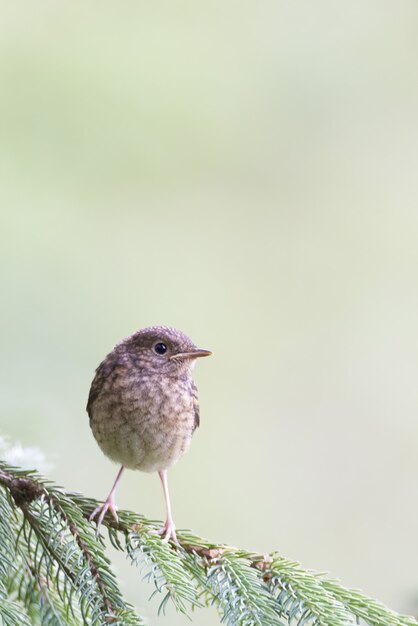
[87,326,211,542]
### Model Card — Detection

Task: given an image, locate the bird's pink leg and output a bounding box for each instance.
[90,465,124,535]
[156,469,178,544]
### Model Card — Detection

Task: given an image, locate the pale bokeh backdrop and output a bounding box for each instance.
[1,2,417,624]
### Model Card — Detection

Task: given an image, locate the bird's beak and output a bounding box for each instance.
[170,348,212,360]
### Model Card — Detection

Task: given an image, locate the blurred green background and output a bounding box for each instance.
[1,1,417,624]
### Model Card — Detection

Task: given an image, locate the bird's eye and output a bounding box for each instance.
[154,342,168,355]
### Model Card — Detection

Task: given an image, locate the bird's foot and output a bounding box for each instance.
[152,518,179,544]
[89,496,118,536]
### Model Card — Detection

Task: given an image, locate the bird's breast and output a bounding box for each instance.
[90,371,197,472]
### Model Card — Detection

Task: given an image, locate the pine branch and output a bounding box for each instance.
[0,461,416,626]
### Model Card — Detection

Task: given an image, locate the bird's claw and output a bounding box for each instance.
[89,498,118,536]
[151,519,179,544]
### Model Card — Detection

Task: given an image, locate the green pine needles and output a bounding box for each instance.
[0,461,416,626]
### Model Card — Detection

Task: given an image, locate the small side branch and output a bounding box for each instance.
[0,464,143,625]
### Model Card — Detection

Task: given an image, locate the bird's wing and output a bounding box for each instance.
[191,380,200,430]
[86,354,121,419]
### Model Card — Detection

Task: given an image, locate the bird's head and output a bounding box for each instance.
[120,326,212,375]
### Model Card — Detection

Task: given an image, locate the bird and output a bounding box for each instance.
[87,325,211,543]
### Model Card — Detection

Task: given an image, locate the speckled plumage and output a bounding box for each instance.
[87,326,211,541]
